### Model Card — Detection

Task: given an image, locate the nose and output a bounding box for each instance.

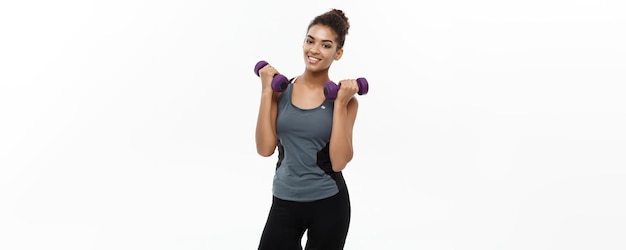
[309,43,321,54]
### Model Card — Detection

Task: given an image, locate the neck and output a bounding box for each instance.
[299,68,330,87]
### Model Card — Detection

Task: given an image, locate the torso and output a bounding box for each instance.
[273,78,343,202]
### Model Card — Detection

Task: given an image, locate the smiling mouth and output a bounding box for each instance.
[307,56,321,64]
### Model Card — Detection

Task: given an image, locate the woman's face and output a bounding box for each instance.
[303,24,343,73]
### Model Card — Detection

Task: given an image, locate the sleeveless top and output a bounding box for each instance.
[272,78,347,202]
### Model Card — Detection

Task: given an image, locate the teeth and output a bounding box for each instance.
[308,56,320,61]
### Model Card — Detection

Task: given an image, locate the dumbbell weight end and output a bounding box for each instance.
[254,60,290,92]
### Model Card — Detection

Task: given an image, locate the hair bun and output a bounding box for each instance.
[330,9,350,33]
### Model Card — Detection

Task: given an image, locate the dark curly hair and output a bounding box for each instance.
[307,9,350,49]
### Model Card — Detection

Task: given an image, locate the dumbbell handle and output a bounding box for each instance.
[254,60,290,92]
[324,78,369,100]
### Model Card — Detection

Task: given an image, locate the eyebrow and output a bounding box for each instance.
[307,35,334,43]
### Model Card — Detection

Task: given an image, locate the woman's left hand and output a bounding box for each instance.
[335,79,359,104]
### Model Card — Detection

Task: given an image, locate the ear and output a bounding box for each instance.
[334,48,344,61]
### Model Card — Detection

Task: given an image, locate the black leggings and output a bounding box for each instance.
[258,188,351,250]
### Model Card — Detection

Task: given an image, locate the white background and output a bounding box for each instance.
[1,0,625,249]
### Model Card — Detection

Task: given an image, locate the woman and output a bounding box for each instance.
[255,8,359,250]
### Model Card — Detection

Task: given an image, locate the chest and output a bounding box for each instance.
[276,97,334,141]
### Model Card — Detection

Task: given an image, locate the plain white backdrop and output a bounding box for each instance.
[1,0,625,249]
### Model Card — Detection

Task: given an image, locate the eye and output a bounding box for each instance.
[305,39,314,44]
[322,43,332,49]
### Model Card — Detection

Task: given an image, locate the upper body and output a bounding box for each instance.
[255,9,359,201]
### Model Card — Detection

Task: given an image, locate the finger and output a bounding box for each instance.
[260,66,279,76]
[338,80,358,97]
[343,79,359,90]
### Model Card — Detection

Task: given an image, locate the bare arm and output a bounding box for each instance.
[255,91,279,156]
[255,65,281,157]
[329,95,359,172]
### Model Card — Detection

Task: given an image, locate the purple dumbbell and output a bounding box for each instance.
[254,60,290,92]
[323,78,369,100]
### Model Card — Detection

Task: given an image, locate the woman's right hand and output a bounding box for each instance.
[258,64,279,92]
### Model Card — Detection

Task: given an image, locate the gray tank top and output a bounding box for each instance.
[273,79,346,202]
